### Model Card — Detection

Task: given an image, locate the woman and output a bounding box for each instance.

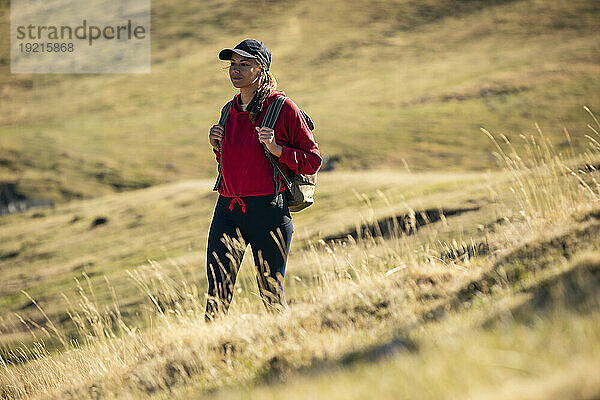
[206,39,322,320]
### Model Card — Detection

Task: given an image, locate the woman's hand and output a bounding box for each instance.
[256,126,283,157]
[209,124,224,151]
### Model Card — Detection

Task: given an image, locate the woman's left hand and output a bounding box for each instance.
[256,126,283,157]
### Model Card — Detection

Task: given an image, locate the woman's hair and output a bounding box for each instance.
[247,68,277,123]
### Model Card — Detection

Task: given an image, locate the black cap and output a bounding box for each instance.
[219,39,272,71]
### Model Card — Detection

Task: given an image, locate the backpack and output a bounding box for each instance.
[212,95,317,212]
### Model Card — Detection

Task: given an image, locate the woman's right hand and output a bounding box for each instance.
[209,124,224,151]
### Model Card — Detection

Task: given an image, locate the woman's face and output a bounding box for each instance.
[229,53,263,89]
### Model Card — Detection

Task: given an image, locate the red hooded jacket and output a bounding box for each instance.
[214,90,322,211]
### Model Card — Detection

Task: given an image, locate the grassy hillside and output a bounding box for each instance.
[0,167,492,352]
[0,113,599,399]
[1,0,600,398]
[1,0,599,203]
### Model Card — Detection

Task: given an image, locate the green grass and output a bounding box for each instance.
[1,0,599,202]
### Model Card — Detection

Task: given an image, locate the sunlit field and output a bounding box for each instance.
[1,0,599,202]
[1,0,600,398]
[1,110,599,399]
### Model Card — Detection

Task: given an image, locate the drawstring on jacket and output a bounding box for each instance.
[229,196,246,213]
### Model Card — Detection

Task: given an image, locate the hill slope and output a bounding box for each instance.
[1,116,599,399]
[1,0,599,203]
[0,168,491,352]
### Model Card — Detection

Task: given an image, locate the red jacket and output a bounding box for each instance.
[214,90,322,211]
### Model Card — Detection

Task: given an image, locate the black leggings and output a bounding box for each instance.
[205,192,293,320]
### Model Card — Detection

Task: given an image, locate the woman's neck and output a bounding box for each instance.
[239,80,261,105]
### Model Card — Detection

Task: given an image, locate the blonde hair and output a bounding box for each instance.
[247,68,277,123]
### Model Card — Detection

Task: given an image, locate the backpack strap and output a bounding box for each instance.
[212,100,233,191]
[299,109,314,130]
[260,96,294,205]
[218,101,233,136]
[262,96,286,129]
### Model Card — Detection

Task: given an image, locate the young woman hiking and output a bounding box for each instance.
[206,39,322,321]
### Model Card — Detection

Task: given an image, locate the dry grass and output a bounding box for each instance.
[0,167,491,353]
[0,111,599,399]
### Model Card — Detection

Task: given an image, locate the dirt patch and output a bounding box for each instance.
[0,250,19,261]
[321,206,481,244]
[90,217,109,229]
[0,181,54,216]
